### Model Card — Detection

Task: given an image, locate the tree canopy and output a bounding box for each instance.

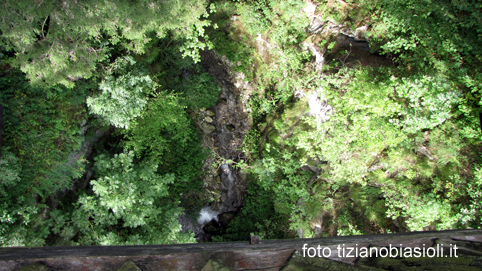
[0,0,213,88]
[1,0,482,247]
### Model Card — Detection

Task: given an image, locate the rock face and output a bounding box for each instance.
[200,50,252,220]
[181,50,252,241]
[182,1,394,241]
[219,163,244,213]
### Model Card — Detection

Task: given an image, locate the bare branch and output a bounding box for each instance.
[41,16,48,38]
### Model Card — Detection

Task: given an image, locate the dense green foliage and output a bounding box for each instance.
[0,69,86,198]
[0,1,220,246]
[213,0,482,239]
[87,56,155,129]
[213,179,290,241]
[1,0,482,247]
[0,0,214,88]
[73,151,194,245]
[122,92,206,194]
[150,35,222,109]
[0,67,88,246]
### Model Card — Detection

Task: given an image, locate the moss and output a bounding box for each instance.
[327,41,337,50]
[359,253,482,270]
[117,260,141,271]
[281,99,308,128]
[296,148,308,162]
[17,263,50,271]
[266,111,276,124]
[201,259,232,271]
[258,121,268,132]
[282,251,367,271]
[268,130,282,146]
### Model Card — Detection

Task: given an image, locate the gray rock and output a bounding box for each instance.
[205,116,213,123]
[238,171,248,183]
[250,235,260,245]
[201,122,216,134]
[211,201,222,211]
[218,212,236,227]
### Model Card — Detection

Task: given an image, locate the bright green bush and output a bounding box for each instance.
[122,91,204,194]
[73,151,195,245]
[87,56,155,129]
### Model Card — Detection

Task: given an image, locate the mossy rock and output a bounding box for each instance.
[201,122,216,134]
[201,259,232,271]
[117,260,141,271]
[281,251,364,271]
[209,189,222,201]
[361,254,482,271]
[17,263,50,271]
[281,99,308,128]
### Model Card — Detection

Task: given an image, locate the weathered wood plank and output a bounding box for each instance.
[1,229,480,261]
[1,229,482,271]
